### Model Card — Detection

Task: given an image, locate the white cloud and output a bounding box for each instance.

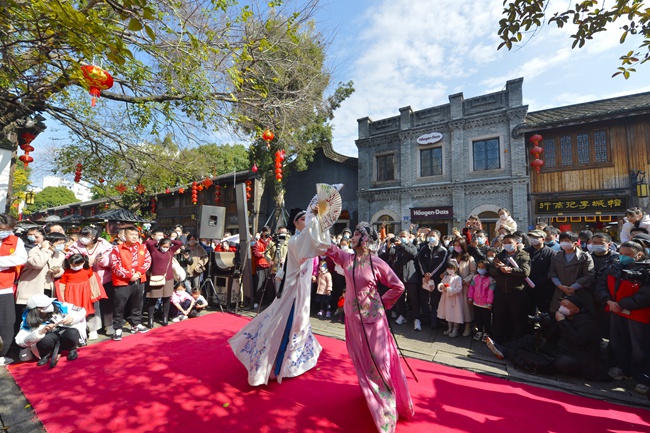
[327,0,650,157]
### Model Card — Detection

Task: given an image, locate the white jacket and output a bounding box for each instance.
[620,214,650,243]
[15,301,87,358]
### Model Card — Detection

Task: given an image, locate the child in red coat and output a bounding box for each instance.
[58,253,107,340]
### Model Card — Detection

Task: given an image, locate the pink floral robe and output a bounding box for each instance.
[327,245,415,433]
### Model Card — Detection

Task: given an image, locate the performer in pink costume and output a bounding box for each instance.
[326,222,414,433]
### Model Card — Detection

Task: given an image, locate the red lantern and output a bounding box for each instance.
[275,173,282,181]
[20,133,36,145]
[252,163,258,173]
[214,185,221,204]
[530,134,543,145]
[262,129,275,142]
[531,159,545,173]
[178,188,185,194]
[202,178,213,188]
[81,65,114,107]
[245,180,252,200]
[19,155,34,167]
[151,198,157,214]
[165,187,170,194]
[197,185,204,191]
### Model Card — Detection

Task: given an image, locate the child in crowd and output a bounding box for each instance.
[334,290,345,323]
[468,260,495,342]
[485,248,498,262]
[620,207,650,242]
[57,253,106,340]
[494,208,517,236]
[315,260,333,318]
[191,288,208,314]
[437,260,464,338]
[170,282,197,322]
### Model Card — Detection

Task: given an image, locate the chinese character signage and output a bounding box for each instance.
[535,197,628,215]
[411,206,453,220]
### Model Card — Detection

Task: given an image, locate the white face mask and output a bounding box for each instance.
[499,214,508,220]
[71,265,84,271]
[160,247,170,253]
[79,237,91,246]
[558,305,573,316]
[529,238,541,246]
[487,256,495,262]
[559,241,574,250]
[446,269,455,275]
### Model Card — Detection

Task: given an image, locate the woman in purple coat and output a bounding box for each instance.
[326,222,414,433]
[144,235,183,327]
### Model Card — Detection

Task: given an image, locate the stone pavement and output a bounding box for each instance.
[2,307,648,432]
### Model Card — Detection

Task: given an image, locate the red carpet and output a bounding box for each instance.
[9,313,650,433]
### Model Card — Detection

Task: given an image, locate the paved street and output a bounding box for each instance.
[1,306,648,432]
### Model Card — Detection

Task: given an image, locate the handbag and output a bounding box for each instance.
[149,256,172,287]
[149,274,166,287]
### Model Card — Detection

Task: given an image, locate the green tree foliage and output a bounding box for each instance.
[1,0,352,203]
[30,186,80,211]
[497,0,650,78]
[8,164,31,217]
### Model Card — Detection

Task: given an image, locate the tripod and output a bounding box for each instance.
[199,241,223,312]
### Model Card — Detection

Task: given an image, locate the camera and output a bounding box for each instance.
[527,312,553,328]
[620,261,650,284]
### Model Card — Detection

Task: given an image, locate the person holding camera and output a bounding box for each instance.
[595,240,650,394]
[487,295,608,381]
[15,294,86,368]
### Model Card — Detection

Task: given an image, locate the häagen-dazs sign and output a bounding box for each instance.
[411,206,453,220]
[416,131,443,145]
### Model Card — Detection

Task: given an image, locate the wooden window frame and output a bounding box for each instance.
[419,146,443,178]
[541,128,613,172]
[472,138,501,171]
[375,153,396,183]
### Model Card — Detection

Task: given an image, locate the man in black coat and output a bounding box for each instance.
[417,229,448,329]
[389,230,420,329]
[524,230,555,314]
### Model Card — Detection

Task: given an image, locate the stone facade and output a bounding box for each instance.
[356,78,529,234]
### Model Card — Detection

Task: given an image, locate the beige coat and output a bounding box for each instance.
[316,270,332,295]
[15,246,65,305]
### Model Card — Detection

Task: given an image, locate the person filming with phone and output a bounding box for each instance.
[15,294,87,368]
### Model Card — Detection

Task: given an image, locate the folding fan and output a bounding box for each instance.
[305,183,343,231]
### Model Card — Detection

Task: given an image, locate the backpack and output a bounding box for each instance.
[509,348,556,375]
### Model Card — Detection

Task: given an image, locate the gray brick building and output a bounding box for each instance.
[356,78,529,236]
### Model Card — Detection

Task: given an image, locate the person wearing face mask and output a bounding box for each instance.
[251,226,272,308]
[449,237,476,336]
[467,229,489,263]
[595,240,650,394]
[487,295,608,381]
[14,233,67,346]
[69,225,115,337]
[15,294,86,368]
[144,233,183,328]
[488,234,531,345]
[544,227,562,252]
[548,232,595,315]
[182,234,208,294]
[588,232,619,340]
[494,208,517,237]
[57,253,107,341]
[417,230,448,329]
[23,227,45,253]
[524,230,555,314]
[388,230,420,328]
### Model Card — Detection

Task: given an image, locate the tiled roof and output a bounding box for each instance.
[520,91,650,133]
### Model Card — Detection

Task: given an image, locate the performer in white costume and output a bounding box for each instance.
[229,207,331,386]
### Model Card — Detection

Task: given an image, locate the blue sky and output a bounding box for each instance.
[28,0,650,183]
[318,0,650,157]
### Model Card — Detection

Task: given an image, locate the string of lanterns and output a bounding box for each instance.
[18,133,35,168]
[74,163,83,183]
[529,134,544,173]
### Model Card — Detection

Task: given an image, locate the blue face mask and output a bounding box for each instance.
[476,237,486,246]
[0,230,12,239]
[428,237,438,245]
[400,237,408,244]
[620,255,636,265]
[54,244,65,253]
